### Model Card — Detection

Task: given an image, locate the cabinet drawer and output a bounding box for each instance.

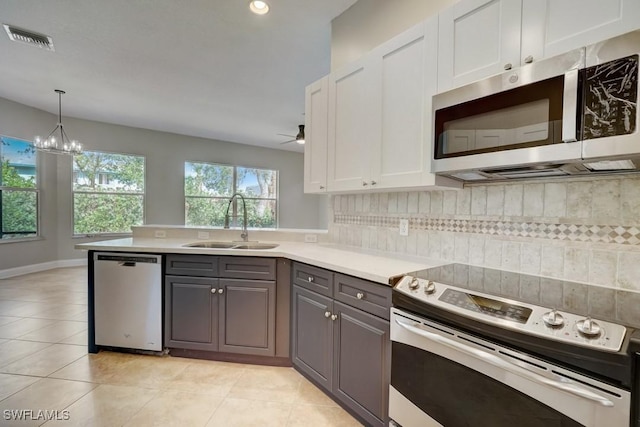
[218,257,276,280]
[334,273,392,320]
[166,254,218,277]
[292,262,333,297]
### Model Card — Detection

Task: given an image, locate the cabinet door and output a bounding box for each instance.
[165,276,218,351]
[218,279,276,356]
[327,56,376,192]
[291,285,334,391]
[370,18,436,189]
[304,77,329,193]
[522,0,640,63]
[333,301,390,427]
[438,0,522,92]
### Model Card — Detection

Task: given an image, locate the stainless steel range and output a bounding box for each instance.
[390,263,636,427]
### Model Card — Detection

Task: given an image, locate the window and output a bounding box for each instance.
[72,151,145,235]
[185,162,278,228]
[0,136,38,240]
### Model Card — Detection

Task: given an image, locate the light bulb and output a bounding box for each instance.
[249,0,269,15]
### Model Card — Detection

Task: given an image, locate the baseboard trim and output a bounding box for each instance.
[0,258,87,279]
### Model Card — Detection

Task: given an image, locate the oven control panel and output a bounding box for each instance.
[395,275,627,352]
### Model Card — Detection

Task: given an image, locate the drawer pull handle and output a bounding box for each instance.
[218,288,224,294]
[331,314,338,321]
[325,311,331,318]
[308,276,314,282]
[211,288,217,294]
[356,292,364,300]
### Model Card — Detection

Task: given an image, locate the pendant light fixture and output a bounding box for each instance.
[34,89,82,155]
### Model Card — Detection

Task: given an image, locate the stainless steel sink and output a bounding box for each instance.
[183,241,236,249]
[232,243,279,250]
[182,241,279,250]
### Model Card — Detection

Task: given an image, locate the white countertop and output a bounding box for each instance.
[76,237,446,285]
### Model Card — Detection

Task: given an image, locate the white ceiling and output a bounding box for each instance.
[0,0,357,152]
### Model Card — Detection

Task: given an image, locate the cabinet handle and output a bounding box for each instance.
[218,288,224,294]
[319,186,325,190]
[324,311,331,318]
[362,181,368,187]
[331,314,338,321]
[504,63,512,70]
[370,181,377,186]
[356,292,364,300]
[211,288,217,294]
[308,276,314,283]
[524,55,534,64]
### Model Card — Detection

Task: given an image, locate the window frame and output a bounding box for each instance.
[0,135,40,244]
[71,149,146,238]
[184,161,279,229]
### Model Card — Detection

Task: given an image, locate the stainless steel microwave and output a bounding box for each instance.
[432,30,640,181]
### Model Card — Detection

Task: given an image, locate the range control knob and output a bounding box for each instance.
[424,280,436,295]
[408,277,420,290]
[542,310,565,327]
[576,317,602,337]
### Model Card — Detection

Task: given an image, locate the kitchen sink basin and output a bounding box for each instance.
[183,241,236,249]
[182,241,279,250]
[232,243,279,250]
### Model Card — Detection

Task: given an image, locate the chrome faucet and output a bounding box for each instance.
[223,192,249,242]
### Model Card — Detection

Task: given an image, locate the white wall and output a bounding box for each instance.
[330,0,456,70]
[0,96,327,270]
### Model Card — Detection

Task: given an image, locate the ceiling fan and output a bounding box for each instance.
[278,124,305,145]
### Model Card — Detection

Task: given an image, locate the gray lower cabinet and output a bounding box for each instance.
[219,279,276,356]
[165,276,218,351]
[165,256,277,357]
[292,285,333,390]
[291,262,391,427]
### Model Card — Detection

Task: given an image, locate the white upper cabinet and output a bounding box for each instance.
[304,77,329,193]
[438,0,640,92]
[327,56,376,192]
[369,18,439,190]
[438,0,522,92]
[521,0,640,61]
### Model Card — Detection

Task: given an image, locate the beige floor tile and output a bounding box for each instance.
[206,397,292,427]
[58,330,88,345]
[17,321,87,343]
[0,317,58,339]
[0,316,22,326]
[49,351,139,383]
[0,301,52,317]
[233,365,303,392]
[124,389,223,427]
[1,343,87,377]
[106,354,190,388]
[31,304,88,321]
[0,340,52,367]
[295,378,338,406]
[0,378,97,427]
[287,404,363,427]
[42,384,158,427]
[0,373,40,401]
[226,385,299,403]
[161,360,246,396]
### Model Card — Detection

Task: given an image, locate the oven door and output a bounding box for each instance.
[389,308,631,427]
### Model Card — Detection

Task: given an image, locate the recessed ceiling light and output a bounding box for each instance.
[249,0,269,15]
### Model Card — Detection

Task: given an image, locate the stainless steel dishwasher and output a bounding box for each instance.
[94,252,162,351]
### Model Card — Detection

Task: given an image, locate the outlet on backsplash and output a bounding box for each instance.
[197,231,210,240]
[399,219,409,236]
[154,230,166,238]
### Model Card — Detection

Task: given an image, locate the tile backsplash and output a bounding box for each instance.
[328,174,640,293]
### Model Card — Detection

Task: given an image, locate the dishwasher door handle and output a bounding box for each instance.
[119,261,137,267]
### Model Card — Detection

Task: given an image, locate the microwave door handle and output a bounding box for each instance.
[562,68,580,142]
[394,317,614,407]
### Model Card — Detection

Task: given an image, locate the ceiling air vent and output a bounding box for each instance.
[3,24,55,51]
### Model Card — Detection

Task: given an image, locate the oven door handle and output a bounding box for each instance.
[395,317,615,407]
